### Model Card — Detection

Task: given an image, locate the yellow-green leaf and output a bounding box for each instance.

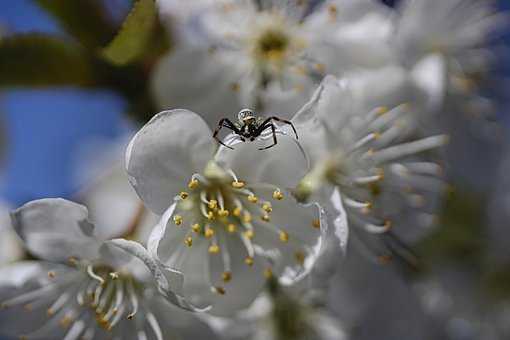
[101,0,158,66]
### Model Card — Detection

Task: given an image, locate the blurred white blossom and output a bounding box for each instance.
[0,198,214,339]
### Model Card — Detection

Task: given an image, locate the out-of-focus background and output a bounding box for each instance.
[0,1,510,339]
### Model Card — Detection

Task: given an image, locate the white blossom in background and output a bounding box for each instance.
[152,0,394,126]
[0,198,215,340]
[395,0,503,95]
[293,75,447,260]
[0,200,23,265]
[126,110,343,316]
[207,286,346,340]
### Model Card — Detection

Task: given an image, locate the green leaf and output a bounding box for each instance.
[35,0,115,49]
[101,0,158,66]
[0,34,96,87]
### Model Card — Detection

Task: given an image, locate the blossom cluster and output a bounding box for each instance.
[0,0,505,339]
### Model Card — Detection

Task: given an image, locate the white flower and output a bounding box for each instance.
[151,0,394,125]
[293,75,448,260]
[126,109,335,316]
[394,0,503,92]
[0,198,214,340]
[0,201,23,265]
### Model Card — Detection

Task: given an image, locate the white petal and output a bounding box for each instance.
[215,133,308,190]
[10,198,101,262]
[106,238,208,312]
[126,110,215,214]
[151,47,243,128]
[411,53,447,110]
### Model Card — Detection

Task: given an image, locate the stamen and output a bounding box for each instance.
[208,244,220,254]
[353,173,384,185]
[109,272,119,280]
[184,237,193,247]
[233,207,242,217]
[188,178,199,189]
[264,268,273,279]
[232,181,245,189]
[312,219,321,229]
[96,281,115,313]
[173,215,183,226]
[208,200,218,210]
[63,319,85,340]
[146,312,164,340]
[273,190,284,200]
[248,195,258,203]
[179,192,189,200]
[205,226,215,239]
[244,257,254,266]
[261,213,271,222]
[244,230,254,240]
[87,265,105,286]
[279,231,289,243]
[227,223,237,233]
[212,287,226,295]
[222,272,232,282]
[47,292,71,316]
[92,283,104,307]
[48,271,56,279]
[218,209,229,217]
[126,280,139,320]
[191,223,201,233]
[295,251,305,265]
[262,202,272,213]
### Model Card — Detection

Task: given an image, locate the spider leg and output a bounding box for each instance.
[267,116,298,140]
[213,118,239,150]
[258,123,277,150]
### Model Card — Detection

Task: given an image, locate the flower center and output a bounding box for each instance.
[167,163,317,295]
[255,28,290,61]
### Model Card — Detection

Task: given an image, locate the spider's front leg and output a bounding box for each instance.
[258,123,277,150]
[213,118,240,150]
[266,116,298,140]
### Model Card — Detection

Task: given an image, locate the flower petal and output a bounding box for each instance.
[10,198,101,262]
[215,133,308,190]
[106,238,209,312]
[151,47,243,128]
[126,109,215,214]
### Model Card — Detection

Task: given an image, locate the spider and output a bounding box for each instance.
[213,109,298,150]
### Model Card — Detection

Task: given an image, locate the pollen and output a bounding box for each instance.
[213,287,226,295]
[173,215,183,226]
[184,237,193,247]
[188,178,199,189]
[208,244,220,254]
[261,213,271,222]
[222,271,232,282]
[312,219,321,229]
[244,230,254,240]
[383,220,392,231]
[179,191,189,200]
[233,207,242,217]
[279,231,289,243]
[262,202,272,213]
[47,271,56,278]
[218,209,229,217]
[206,211,215,220]
[245,257,254,266]
[273,190,284,200]
[232,181,245,189]
[192,223,201,233]
[264,268,273,279]
[247,194,258,203]
[205,227,215,238]
[208,199,218,209]
[243,212,253,223]
[227,223,237,233]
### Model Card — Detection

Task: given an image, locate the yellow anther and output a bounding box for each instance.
[376,106,389,115]
[312,219,321,229]
[184,237,193,247]
[273,190,284,200]
[208,244,220,254]
[233,207,242,217]
[173,215,183,226]
[68,257,77,266]
[59,316,73,328]
[264,268,273,279]
[208,199,218,209]
[179,191,189,200]
[232,181,245,189]
[243,212,252,223]
[328,4,337,19]
[247,195,258,203]
[218,209,229,217]
[222,271,232,282]
[48,271,56,278]
[205,227,215,239]
[261,214,271,222]
[262,202,272,213]
[192,223,201,233]
[295,251,305,265]
[227,224,237,233]
[314,63,325,74]
[188,178,199,189]
[214,287,226,295]
[245,257,254,266]
[206,211,215,220]
[279,231,289,243]
[109,272,119,280]
[244,230,254,240]
[230,82,240,92]
[384,220,392,231]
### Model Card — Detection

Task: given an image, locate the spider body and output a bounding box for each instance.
[213,109,298,150]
